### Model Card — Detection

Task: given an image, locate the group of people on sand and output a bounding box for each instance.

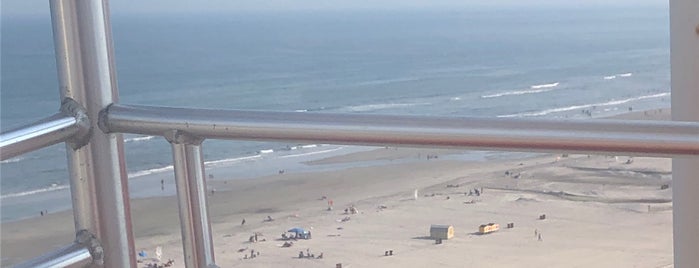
[467,187,483,196]
[241,215,274,226]
[249,232,266,243]
[344,206,359,215]
[298,248,323,259]
[243,249,261,259]
[143,259,174,268]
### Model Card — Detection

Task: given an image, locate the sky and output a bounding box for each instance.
[2,0,667,17]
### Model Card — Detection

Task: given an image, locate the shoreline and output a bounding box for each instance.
[1,108,674,266]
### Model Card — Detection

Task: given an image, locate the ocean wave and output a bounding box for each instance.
[618,73,633,77]
[1,184,69,200]
[124,135,155,143]
[530,82,559,89]
[259,149,274,154]
[301,144,318,149]
[355,77,421,87]
[1,157,24,164]
[482,87,556,99]
[603,75,617,80]
[279,147,345,159]
[205,155,262,167]
[128,165,174,178]
[343,102,431,112]
[481,82,559,99]
[498,92,670,118]
[450,97,461,101]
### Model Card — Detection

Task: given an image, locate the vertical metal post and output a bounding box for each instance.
[670,0,699,267]
[50,0,135,267]
[168,132,216,268]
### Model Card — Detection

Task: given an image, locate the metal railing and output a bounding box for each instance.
[1,0,697,267]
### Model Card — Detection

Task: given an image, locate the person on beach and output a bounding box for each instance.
[161,179,164,191]
[241,218,246,226]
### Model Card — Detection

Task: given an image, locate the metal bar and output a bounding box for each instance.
[50,0,135,266]
[0,114,80,161]
[670,0,699,266]
[50,0,97,235]
[168,132,216,268]
[13,242,91,268]
[104,104,699,157]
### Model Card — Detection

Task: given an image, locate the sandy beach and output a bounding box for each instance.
[1,108,674,267]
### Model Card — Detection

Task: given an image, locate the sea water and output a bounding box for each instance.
[0,6,671,221]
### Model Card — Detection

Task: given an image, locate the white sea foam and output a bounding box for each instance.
[529,82,559,89]
[482,87,556,98]
[603,75,617,80]
[259,149,274,154]
[124,135,155,143]
[205,155,262,167]
[481,82,559,99]
[450,97,461,101]
[294,109,308,112]
[1,184,69,200]
[498,92,670,118]
[128,165,174,178]
[355,77,421,86]
[1,157,24,164]
[279,147,345,159]
[344,102,431,112]
[301,144,318,149]
[618,73,633,77]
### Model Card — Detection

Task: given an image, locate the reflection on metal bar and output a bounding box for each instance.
[168,132,216,268]
[0,114,79,161]
[50,0,136,266]
[105,104,699,157]
[13,242,91,268]
[670,0,699,266]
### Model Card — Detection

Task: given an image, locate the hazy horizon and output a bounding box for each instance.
[3,0,667,18]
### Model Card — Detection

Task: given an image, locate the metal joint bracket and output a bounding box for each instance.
[76,229,104,266]
[164,130,205,145]
[60,98,91,150]
[97,103,113,135]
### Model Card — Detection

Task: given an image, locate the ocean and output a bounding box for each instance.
[0,6,671,221]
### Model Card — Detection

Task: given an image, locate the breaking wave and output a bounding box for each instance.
[1,157,25,164]
[530,82,559,89]
[498,92,670,118]
[205,155,262,167]
[342,102,431,112]
[1,184,69,200]
[128,165,174,178]
[124,136,156,143]
[481,82,559,98]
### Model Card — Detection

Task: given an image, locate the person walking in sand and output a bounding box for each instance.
[538,233,543,241]
[241,218,246,226]
[161,179,164,191]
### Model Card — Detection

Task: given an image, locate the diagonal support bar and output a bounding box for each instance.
[0,113,81,161]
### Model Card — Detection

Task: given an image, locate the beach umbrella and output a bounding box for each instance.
[288,227,306,234]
